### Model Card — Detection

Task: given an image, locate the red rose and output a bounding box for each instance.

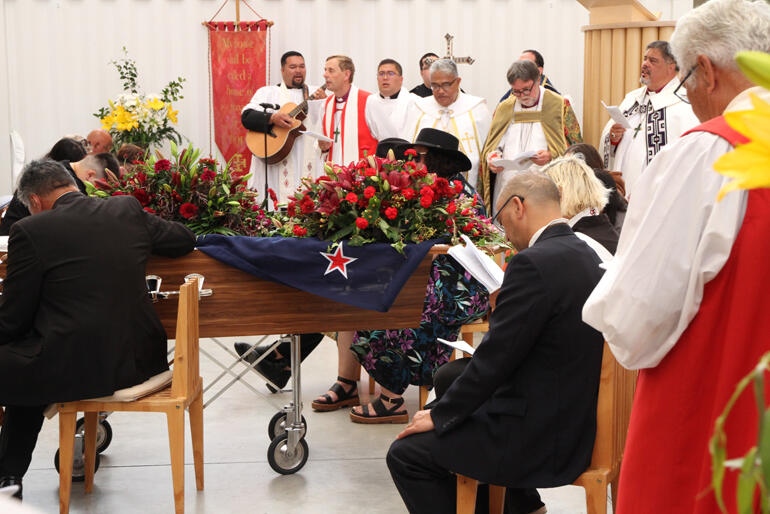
[200,169,216,182]
[364,186,376,199]
[154,159,171,172]
[179,202,198,219]
[365,168,377,177]
[345,192,358,203]
[356,217,369,229]
[404,148,417,157]
[420,195,433,208]
[293,225,308,236]
[385,207,398,220]
[447,202,457,214]
[402,188,416,200]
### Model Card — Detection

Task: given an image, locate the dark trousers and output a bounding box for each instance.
[387,358,544,514]
[0,405,46,477]
[273,333,324,362]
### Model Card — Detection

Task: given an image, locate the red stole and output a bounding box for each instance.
[617,116,770,513]
[322,88,378,164]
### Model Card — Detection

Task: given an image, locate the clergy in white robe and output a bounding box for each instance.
[401,59,490,188]
[369,59,418,132]
[318,55,396,167]
[241,51,324,206]
[479,60,582,212]
[598,41,698,198]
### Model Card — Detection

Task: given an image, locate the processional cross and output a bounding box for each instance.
[443,33,475,65]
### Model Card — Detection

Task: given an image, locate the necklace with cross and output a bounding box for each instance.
[444,33,475,65]
[333,127,341,143]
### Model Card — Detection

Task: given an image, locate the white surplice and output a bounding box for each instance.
[368,88,417,136]
[582,86,770,370]
[491,93,550,212]
[598,77,699,198]
[401,92,491,187]
[242,83,323,205]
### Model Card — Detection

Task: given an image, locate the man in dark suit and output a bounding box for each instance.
[387,171,605,514]
[0,159,196,499]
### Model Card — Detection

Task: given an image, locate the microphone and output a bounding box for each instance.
[259,102,280,110]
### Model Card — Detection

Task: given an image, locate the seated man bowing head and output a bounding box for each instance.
[387,171,605,514]
[0,159,195,500]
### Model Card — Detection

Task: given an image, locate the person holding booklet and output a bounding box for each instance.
[387,171,604,514]
[478,60,582,214]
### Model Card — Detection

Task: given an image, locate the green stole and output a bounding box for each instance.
[478,89,568,208]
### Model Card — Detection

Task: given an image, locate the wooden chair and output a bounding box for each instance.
[456,343,636,514]
[57,277,204,514]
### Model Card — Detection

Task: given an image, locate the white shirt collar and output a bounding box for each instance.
[528,217,569,248]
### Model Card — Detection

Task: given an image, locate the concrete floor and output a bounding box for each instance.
[18,335,603,514]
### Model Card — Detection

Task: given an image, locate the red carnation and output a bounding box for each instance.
[447,202,457,214]
[201,169,216,182]
[356,217,369,229]
[404,148,417,157]
[287,201,297,217]
[345,192,358,203]
[300,196,315,214]
[462,222,475,233]
[462,208,471,216]
[454,180,464,194]
[132,189,151,206]
[135,172,147,185]
[446,218,455,227]
[402,188,416,200]
[154,159,171,172]
[420,195,433,208]
[179,202,198,219]
[404,161,417,170]
[365,168,377,177]
[413,165,428,177]
[293,225,308,236]
[364,186,376,199]
[385,207,398,220]
[420,186,434,198]
[251,204,263,212]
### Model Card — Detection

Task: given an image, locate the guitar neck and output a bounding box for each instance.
[288,86,326,118]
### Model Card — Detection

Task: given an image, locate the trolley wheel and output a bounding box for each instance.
[54,446,101,482]
[267,434,309,475]
[76,417,113,453]
[267,411,307,440]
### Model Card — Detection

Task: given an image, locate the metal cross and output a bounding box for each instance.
[444,33,475,65]
[334,127,341,143]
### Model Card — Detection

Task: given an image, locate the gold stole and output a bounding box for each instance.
[478,89,568,208]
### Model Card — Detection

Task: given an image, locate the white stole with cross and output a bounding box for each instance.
[401,92,491,187]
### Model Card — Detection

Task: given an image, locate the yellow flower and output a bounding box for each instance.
[146,97,164,111]
[714,93,770,200]
[166,104,178,124]
[100,112,115,130]
[113,105,139,131]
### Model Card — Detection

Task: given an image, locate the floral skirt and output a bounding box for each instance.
[351,254,490,395]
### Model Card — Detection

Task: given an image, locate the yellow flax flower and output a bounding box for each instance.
[166,103,178,124]
[714,52,770,201]
[146,97,164,111]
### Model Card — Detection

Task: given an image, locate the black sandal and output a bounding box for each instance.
[311,376,360,411]
[349,393,409,424]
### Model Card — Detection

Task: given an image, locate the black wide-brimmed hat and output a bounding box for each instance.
[396,128,472,172]
[376,138,409,159]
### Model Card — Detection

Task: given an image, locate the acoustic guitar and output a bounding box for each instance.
[245,85,326,164]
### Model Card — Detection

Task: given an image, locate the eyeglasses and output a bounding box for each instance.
[673,65,696,104]
[430,78,458,92]
[416,150,429,162]
[510,83,535,97]
[491,194,524,223]
[378,71,399,78]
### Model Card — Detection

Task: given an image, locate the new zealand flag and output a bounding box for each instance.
[196,236,440,312]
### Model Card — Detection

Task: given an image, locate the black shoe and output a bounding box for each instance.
[233,342,291,392]
[0,476,23,500]
[233,342,270,365]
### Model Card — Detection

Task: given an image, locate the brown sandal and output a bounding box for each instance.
[350,393,408,424]
[312,376,360,412]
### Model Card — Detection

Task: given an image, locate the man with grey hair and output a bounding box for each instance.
[388,170,604,514]
[478,59,582,212]
[583,1,770,511]
[401,59,490,187]
[598,40,698,198]
[0,159,195,500]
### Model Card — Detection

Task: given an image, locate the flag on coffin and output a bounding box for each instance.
[195,235,440,312]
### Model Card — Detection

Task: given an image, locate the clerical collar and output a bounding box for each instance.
[529,218,569,248]
[521,89,541,110]
[380,90,401,100]
[335,90,351,103]
[646,85,665,95]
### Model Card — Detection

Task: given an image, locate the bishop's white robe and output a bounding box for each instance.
[242,83,323,205]
[401,92,491,187]
[583,86,770,370]
[598,77,698,198]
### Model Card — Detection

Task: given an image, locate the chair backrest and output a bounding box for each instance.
[170,277,200,399]
[586,343,637,471]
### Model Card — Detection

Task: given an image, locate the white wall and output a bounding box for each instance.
[0,0,690,195]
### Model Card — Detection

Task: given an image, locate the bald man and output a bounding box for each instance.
[388,171,605,514]
[87,130,113,154]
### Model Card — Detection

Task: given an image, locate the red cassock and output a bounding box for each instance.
[617,116,770,513]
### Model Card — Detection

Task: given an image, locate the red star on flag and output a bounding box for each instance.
[320,244,358,279]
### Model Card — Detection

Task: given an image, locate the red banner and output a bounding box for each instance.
[208,22,269,174]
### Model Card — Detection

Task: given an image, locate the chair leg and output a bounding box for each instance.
[188,391,205,491]
[610,477,619,513]
[583,479,608,514]
[83,412,98,493]
[456,475,479,514]
[59,410,78,514]
[166,405,186,514]
[419,386,430,410]
[489,485,505,514]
